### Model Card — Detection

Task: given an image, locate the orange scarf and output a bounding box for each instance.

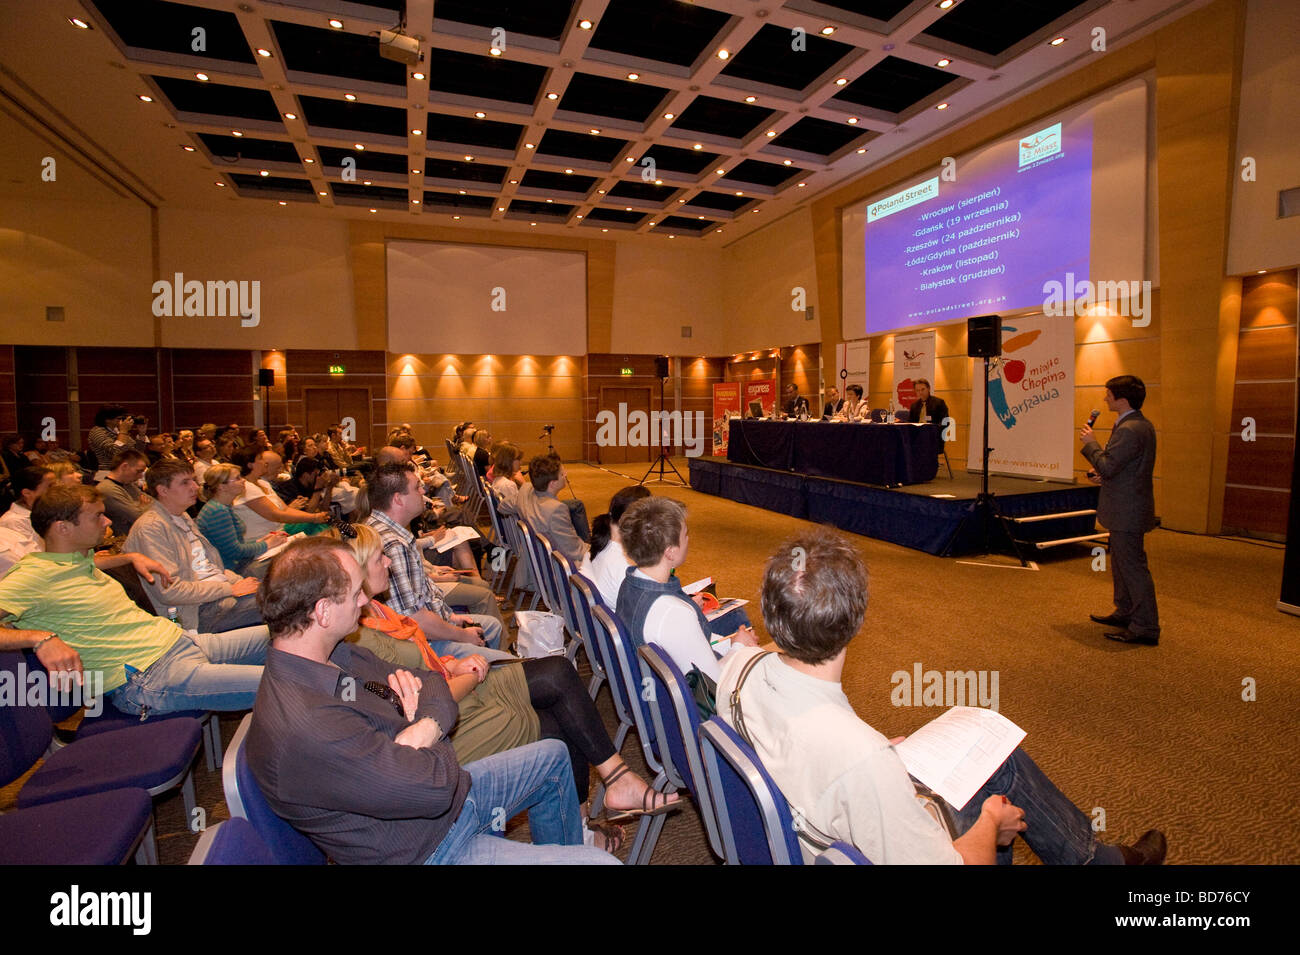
[361,601,456,678]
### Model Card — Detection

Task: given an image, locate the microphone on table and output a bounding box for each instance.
[1085,409,1100,428]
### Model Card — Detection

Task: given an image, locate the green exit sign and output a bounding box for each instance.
[620,367,634,376]
[328,364,346,375]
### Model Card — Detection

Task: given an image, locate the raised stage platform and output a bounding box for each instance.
[688,457,1101,557]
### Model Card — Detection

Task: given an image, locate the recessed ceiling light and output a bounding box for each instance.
[669,235,675,239]
[857,148,867,154]
[318,190,327,196]
[716,168,726,175]
[578,18,594,29]
[303,158,314,163]
[363,180,371,185]
[654,179,663,185]
[509,179,519,184]
[1050,36,1066,45]
[328,18,343,29]
[783,159,793,166]
[565,168,573,174]
[938,0,954,8]
[936,58,951,68]
[664,112,675,120]
[697,216,704,220]
[284,112,297,120]
[678,198,685,203]
[797,182,807,187]
[474,111,485,118]
[412,168,421,174]
[546,92,558,100]
[195,72,209,81]
[744,96,756,103]
[215,181,225,187]
[369,208,377,212]
[735,191,743,196]
[489,48,502,56]
[412,199,420,204]
[137,94,153,102]
[598,189,605,194]
[835,77,848,86]
[693,143,702,150]
[602,228,609,232]
[524,143,534,149]
[577,214,583,219]
[411,129,422,135]
[590,128,600,135]
[752,209,759,213]
[498,206,505,211]
[465,155,473,161]
[453,215,460,220]
[354,143,365,150]
[626,156,635,163]
[765,130,776,137]
[531,222,537,226]
[344,93,357,101]
[412,71,425,80]
[259,170,269,177]
[278,200,287,205]
[458,189,466,194]
[821,26,836,35]
[625,206,632,211]
[627,73,639,81]
[182,145,195,152]
[715,229,722,233]
[717,50,730,60]
[231,130,243,137]
[256,48,272,58]
[847,117,858,124]
[68,16,91,28]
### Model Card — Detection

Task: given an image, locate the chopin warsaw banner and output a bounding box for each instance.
[893,330,936,416]
[967,313,1074,480]
[712,382,742,456]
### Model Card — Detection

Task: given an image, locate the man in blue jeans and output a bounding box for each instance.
[716,527,1167,865]
[246,537,616,864]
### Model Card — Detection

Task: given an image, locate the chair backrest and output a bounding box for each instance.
[815,841,873,865]
[479,477,506,547]
[514,519,552,608]
[639,643,723,859]
[534,533,564,613]
[222,714,327,865]
[568,573,611,683]
[591,604,662,774]
[697,717,802,865]
[0,651,55,786]
[188,817,278,865]
[548,548,581,638]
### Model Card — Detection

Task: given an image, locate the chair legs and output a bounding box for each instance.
[134,820,158,865]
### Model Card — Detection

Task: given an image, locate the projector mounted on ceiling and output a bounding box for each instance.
[378,29,422,65]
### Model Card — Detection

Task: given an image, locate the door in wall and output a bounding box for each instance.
[597,386,653,464]
[304,387,372,450]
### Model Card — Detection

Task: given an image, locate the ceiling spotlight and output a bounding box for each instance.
[328,18,343,29]
[678,198,685,202]
[363,180,371,185]
[765,130,776,137]
[1050,36,1066,45]
[782,159,792,165]
[524,143,534,149]
[284,112,297,120]
[936,102,949,110]
[744,96,756,103]
[664,112,675,120]
[412,199,420,204]
[489,48,502,56]
[835,77,847,86]
[412,71,425,80]
[565,168,573,173]
[546,92,558,100]
[625,206,632,211]
[474,111,485,118]
[590,128,600,135]
[821,26,836,36]
[318,190,327,196]
[938,0,954,8]
[531,222,537,226]
[715,229,722,233]
[693,143,702,150]
[847,117,858,124]
[259,170,269,177]
[453,215,460,219]
[215,181,225,187]
[936,58,951,68]
[231,130,243,136]
[369,208,377,212]
[548,199,555,203]
[344,93,357,101]
[498,206,505,211]
[598,189,606,194]
[602,228,609,232]
[353,143,365,151]
[464,155,473,161]
[411,129,423,135]
[137,94,153,102]
[458,189,466,194]
[303,158,315,163]
[69,16,91,28]
[626,156,635,163]
[697,216,704,220]
[195,72,209,81]
[509,179,518,184]
[182,145,195,152]
[734,191,743,196]
[627,73,639,81]
[412,168,421,174]
[797,182,806,187]
[256,48,272,58]
[716,168,725,174]
[717,49,729,60]
[578,19,593,30]
[278,200,287,205]
[654,179,663,185]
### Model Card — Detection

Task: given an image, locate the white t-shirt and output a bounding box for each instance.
[584,538,633,610]
[631,569,722,682]
[232,478,284,541]
[716,647,963,865]
[0,505,41,577]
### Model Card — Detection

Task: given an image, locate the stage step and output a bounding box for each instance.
[1010,508,1098,524]
[1032,531,1111,550]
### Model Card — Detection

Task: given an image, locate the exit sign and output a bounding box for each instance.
[620,367,634,376]
[328,364,346,375]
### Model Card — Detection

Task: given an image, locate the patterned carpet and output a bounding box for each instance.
[7,459,1297,865]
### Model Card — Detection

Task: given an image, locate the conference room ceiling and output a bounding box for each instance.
[5,0,1209,243]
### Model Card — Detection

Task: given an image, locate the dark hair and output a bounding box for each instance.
[145,458,195,496]
[619,497,686,568]
[258,537,355,639]
[528,453,563,491]
[32,484,100,537]
[14,465,54,497]
[761,528,868,665]
[591,485,652,557]
[492,442,523,478]
[914,378,931,390]
[847,384,863,399]
[110,448,148,470]
[390,434,416,452]
[93,405,128,428]
[231,447,259,475]
[1,432,22,450]
[367,462,417,514]
[293,455,323,481]
[1105,374,1146,410]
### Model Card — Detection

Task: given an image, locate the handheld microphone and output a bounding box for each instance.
[1085,409,1100,428]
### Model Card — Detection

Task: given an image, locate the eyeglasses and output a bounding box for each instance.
[363,680,405,717]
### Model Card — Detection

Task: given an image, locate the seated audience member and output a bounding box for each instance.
[0,484,269,714]
[247,537,618,864]
[823,387,843,418]
[334,523,676,824]
[472,430,493,479]
[615,497,758,682]
[87,405,133,474]
[363,463,505,657]
[125,460,264,633]
[908,378,950,426]
[215,436,236,463]
[836,383,869,421]
[518,453,588,565]
[0,467,56,576]
[232,449,330,540]
[391,434,455,507]
[581,486,651,609]
[196,464,288,575]
[273,455,340,515]
[192,438,218,484]
[324,424,363,469]
[299,435,322,463]
[198,423,218,443]
[1,433,30,480]
[175,430,197,464]
[457,427,478,461]
[248,429,271,453]
[145,433,178,464]
[489,443,526,515]
[96,448,152,537]
[717,528,1168,866]
[47,461,85,486]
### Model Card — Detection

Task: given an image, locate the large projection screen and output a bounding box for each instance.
[842,79,1151,339]
[387,240,587,355]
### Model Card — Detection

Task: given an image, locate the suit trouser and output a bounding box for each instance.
[1109,529,1159,638]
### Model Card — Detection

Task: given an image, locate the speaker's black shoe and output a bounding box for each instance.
[1119,830,1167,865]
[1090,612,1130,627]
[1105,629,1159,646]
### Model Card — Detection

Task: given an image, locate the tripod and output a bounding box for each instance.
[975,356,1029,566]
[639,375,687,486]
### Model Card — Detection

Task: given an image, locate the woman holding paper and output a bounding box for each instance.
[196,463,289,575]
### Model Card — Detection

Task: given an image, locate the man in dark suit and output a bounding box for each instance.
[907,379,949,426]
[823,387,842,418]
[782,384,810,418]
[1079,375,1159,645]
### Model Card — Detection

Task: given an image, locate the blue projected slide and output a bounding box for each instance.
[863,117,1093,335]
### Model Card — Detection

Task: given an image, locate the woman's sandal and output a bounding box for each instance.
[586,817,625,855]
[594,761,680,824]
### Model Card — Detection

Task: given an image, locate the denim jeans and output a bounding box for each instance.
[427,614,504,651]
[109,626,269,716]
[947,747,1124,865]
[197,592,263,633]
[432,640,514,663]
[424,739,619,865]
